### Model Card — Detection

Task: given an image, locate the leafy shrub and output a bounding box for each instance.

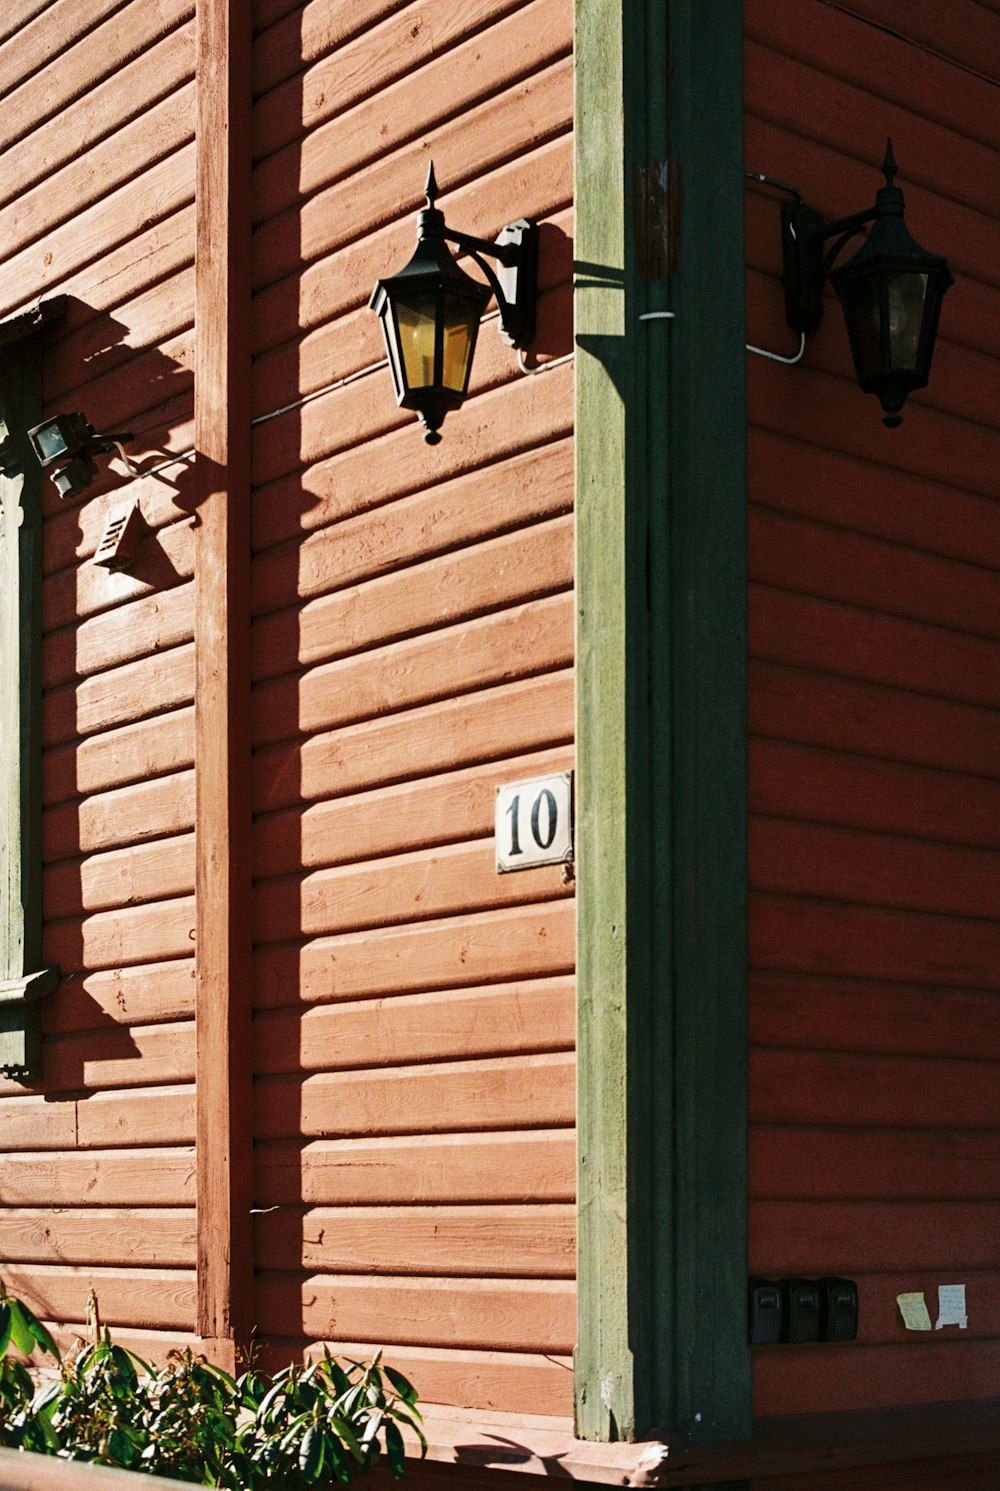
[0,1285,423,1487]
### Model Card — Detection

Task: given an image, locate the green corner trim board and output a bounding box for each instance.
[574,0,748,1450]
[0,301,64,1080]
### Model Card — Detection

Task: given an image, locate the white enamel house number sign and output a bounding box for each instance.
[495,771,574,873]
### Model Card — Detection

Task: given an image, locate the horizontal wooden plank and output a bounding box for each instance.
[747,428,1000,573]
[256,1335,573,1417]
[255,839,572,943]
[745,39,1000,222]
[0,0,55,47]
[254,669,573,814]
[750,971,1000,1061]
[255,1052,575,1139]
[754,1339,1000,1419]
[256,1131,576,1206]
[43,583,195,691]
[252,437,571,624]
[45,834,195,917]
[0,23,194,213]
[44,769,196,862]
[251,360,572,552]
[253,516,572,688]
[256,747,573,877]
[0,1208,196,1267]
[751,1047,1000,1129]
[745,0,1000,149]
[806,0,1000,83]
[253,900,575,1007]
[44,707,195,805]
[0,1148,195,1205]
[252,57,571,290]
[750,1125,1000,1201]
[255,1203,576,1276]
[43,516,194,625]
[0,142,194,320]
[0,1094,77,1151]
[749,663,1000,781]
[1,81,194,267]
[44,644,195,746]
[749,739,1000,850]
[42,959,195,1034]
[750,817,1000,921]
[256,1272,575,1353]
[750,1201,1000,1274]
[750,507,1000,642]
[750,586,1000,712]
[252,0,402,97]
[254,979,574,1075]
[0,0,190,154]
[74,1084,195,1148]
[0,1265,195,1331]
[253,0,542,162]
[43,895,197,974]
[253,593,573,748]
[22,1021,196,1094]
[751,892,1000,990]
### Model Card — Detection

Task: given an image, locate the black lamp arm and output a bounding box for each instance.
[782,199,877,336]
[441,221,538,349]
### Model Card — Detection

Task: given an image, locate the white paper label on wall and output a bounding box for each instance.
[496,772,574,872]
[935,1284,968,1329]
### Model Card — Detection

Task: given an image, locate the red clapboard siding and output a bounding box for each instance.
[256,1130,576,1206]
[253,979,575,1074]
[253,900,575,1007]
[746,0,1000,1431]
[0,1149,195,1206]
[0,1209,196,1267]
[254,1203,576,1276]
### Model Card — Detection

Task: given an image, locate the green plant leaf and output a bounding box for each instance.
[0,1302,12,1357]
[384,1366,419,1406]
[7,1301,34,1356]
[329,1413,364,1463]
[385,1420,406,1480]
[299,1423,325,1480]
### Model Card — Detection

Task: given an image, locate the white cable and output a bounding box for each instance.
[516,348,574,376]
[638,311,676,321]
[745,331,806,365]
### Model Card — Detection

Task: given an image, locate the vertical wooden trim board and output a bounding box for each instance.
[0,305,64,1078]
[194,0,253,1365]
[574,0,749,1447]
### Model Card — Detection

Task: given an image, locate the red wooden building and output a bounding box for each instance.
[0,1,997,1488]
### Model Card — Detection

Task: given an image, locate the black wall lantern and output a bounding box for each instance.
[781,140,953,427]
[28,411,135,498]
[370,164,537,443]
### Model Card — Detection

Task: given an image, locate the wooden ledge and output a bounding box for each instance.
[407,1398,1000,1485]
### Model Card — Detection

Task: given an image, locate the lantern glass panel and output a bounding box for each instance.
[396,293,439,390]
[440,293,479,393]
[885,271,928,369]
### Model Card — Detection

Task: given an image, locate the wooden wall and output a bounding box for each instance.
[245,0,575,1412]
[744,0,1000,1438]
[0,0,198,1356]
[0,0,575,1412]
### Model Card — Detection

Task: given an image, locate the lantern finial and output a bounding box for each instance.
[424,160,439,209]
[881,137,897,189]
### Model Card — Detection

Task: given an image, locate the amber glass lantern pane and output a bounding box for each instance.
[396,294,439,390]
[885,271,929,369]
[440,293,479,393]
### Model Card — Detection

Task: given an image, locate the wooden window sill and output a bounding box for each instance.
[406,1398,1000,1485]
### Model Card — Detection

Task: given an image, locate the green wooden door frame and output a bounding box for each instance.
[0,301,65,1079]
[574,0,749,1446]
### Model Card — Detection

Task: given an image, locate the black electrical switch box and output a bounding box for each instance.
[749,1279,783,1344]
[780,1278,821,1342]
[819,1277,858,1341]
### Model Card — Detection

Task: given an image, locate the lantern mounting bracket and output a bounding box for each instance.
[781,199,879,336]
[439,221,538,349]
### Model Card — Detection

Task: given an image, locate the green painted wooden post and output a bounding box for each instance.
[574,0,749,1450]
[0,304,64,1079]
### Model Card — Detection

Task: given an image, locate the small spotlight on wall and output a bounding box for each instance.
[370,163,537,444]
[779,139,953,427]
[28,412,136,498]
